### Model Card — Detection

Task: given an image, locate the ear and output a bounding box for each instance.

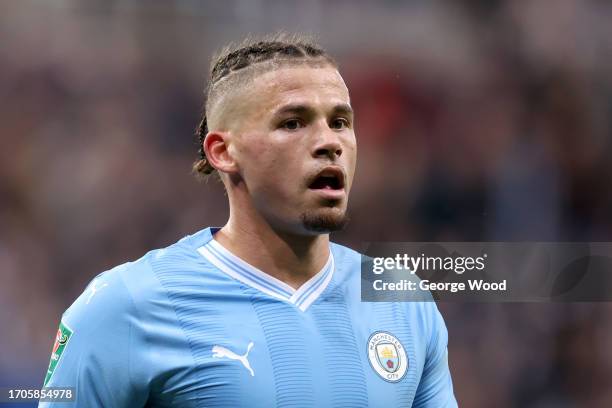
[203,131,239,174]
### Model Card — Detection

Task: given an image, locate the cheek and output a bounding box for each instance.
[343,138,358,188]
[240,141,303,191]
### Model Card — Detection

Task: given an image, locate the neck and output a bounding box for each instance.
[214,198,330,290]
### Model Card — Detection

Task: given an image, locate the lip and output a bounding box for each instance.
[310,187,346,200]
[307,165,346,190]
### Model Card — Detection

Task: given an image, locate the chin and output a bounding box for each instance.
[300,207,349,233]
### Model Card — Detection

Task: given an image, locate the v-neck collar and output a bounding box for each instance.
[197,235,334,312]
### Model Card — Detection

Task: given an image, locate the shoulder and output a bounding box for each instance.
[62,227,217,328]
[330,241,363,267]
[330,241,399,273]
[330,241,444,334]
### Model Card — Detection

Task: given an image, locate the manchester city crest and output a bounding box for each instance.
[367,331,408,382]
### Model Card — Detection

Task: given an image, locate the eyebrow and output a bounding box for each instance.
[273,103,354,117]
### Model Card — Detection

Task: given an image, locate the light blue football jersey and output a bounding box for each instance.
[40,227,457,407]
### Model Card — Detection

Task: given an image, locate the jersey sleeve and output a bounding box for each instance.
[38,264,149,407]
[412,302,458,408]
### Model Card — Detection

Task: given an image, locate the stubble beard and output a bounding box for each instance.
[300,206,350,233]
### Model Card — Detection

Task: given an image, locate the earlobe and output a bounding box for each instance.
[203,131,238,173]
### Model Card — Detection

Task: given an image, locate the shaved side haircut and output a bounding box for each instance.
[193,33,337,179]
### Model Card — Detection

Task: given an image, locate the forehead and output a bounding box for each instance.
[250,66,350,112]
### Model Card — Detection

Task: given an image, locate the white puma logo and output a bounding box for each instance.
[212,342,255,376]
[86,280,108,304]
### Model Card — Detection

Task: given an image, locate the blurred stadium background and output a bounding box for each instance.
[2,1,612,406]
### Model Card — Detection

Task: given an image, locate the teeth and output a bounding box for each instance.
[321,176,337,188]
[310,168,344,190]
[310,175,339,189]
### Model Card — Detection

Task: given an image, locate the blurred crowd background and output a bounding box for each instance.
[2,1,612,407]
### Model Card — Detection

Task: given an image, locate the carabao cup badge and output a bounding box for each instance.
[367,331,408,382]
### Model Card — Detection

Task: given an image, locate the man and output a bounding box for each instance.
[41,34,457,407]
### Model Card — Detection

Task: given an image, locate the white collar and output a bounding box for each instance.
[197,239,334,312]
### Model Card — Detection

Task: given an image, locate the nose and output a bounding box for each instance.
[313,126,343,160]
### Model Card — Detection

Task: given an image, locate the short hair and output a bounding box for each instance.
[192,33,337,179]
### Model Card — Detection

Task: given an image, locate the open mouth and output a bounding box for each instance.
[308,167,345,191]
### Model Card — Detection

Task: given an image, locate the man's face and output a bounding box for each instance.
[228,65,357,235]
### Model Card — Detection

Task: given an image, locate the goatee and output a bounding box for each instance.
[301,210,349,233]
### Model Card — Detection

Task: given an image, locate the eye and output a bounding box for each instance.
[330,117,350,130]
[281,119,304,131]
